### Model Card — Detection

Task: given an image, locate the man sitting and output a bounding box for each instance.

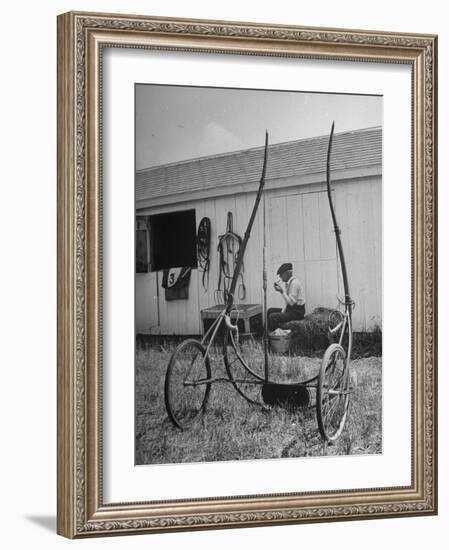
[267,263,306,331]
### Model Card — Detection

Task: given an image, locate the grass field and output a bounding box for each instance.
[135,339,382,465]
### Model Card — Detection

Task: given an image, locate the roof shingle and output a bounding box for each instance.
[136,126,382,202]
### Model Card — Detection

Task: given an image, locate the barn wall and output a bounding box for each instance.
[135,174,381,335]
[266,176,382,331]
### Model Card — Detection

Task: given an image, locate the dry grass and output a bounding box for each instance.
[135,339,382,465]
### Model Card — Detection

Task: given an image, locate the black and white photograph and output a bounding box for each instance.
[134,84,383,465]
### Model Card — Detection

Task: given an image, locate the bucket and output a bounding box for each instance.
[269,334,291,354]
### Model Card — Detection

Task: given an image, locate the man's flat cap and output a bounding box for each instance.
[277,262,292,275]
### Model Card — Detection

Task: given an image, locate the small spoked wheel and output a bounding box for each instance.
[165,339,211,429]
[317,343,350,442]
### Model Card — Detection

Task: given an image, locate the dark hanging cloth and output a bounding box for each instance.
[197,217,211,292]
[161,267,192,301]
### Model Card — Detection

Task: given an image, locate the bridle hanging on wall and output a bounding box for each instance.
[196,217,211,292]
[215,212,246,304]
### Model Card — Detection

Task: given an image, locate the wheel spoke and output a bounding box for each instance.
[317,343,350,442]
[165,340,211,429]
[324,393,344,427]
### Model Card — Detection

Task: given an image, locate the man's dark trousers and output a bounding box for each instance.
[267,304,305,331]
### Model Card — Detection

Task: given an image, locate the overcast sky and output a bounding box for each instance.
[136,84,382,171]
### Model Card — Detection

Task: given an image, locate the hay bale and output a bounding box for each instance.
[276,307,382,357]
[283,307,336,354]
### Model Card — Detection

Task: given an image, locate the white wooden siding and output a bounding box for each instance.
[135,175,382,335]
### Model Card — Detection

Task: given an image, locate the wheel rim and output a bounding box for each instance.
[317,345,350,441]
[165,341,211,429]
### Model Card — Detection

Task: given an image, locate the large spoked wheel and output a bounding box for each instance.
[317,343,350,442]
[165,339,211,429]
[223,329,265,406]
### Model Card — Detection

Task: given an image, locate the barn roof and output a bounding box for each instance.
[136,126,382,202]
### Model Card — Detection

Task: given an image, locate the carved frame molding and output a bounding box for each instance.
[57,11,437,538]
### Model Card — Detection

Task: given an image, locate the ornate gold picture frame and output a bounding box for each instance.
[57,11,437,538]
